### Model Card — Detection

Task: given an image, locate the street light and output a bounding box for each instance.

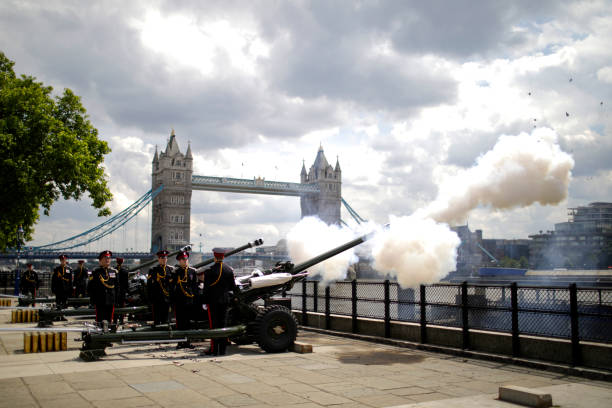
[14,225,24,296]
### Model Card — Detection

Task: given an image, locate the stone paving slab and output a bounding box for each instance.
[0,313,611,407]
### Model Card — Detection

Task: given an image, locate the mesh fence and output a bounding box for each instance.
[576,288,612,342]
[393,285,420,322]
[517,287,570,312]
[518,310,571,339]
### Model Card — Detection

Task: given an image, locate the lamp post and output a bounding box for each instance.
[14,225,24,296]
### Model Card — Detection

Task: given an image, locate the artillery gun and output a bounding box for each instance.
[79,232,372,360]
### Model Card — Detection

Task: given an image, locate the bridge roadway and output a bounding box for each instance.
[0,311,610,407]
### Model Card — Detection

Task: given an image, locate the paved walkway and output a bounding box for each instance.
[1,311,611,407]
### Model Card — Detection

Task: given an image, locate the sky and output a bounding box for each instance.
[1,0,611,253]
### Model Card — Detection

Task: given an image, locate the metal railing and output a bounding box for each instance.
[0,271,52,297]
[288,280,612,365]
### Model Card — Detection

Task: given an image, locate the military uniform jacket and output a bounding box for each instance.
[171,266,197,305]
[20,270,39,291]
[74,265,88,289]
[51,265,72,295]
[89,266,118,306]
[203,262,237,305]
[117,266,129,301]
[147,265,173,304]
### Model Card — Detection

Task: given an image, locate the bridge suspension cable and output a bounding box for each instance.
[33,186,163,252]
[341,197,367,225]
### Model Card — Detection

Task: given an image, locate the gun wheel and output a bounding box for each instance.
[254,305,297,353]
[229,304,259,345]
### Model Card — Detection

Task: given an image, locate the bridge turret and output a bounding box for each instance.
[300,145,341,225]
[151,130,192,252]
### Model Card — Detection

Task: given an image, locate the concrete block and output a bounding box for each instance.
[291,342,313,353]
[499,385,552,408]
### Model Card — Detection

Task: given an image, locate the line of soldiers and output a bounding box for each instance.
[147,248,236,355]
[42,248,237,355]
[46,253,128,318]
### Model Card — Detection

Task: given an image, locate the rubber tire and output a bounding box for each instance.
[228,304,259,345]
[254,305,298,353]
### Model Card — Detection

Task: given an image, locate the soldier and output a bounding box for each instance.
[89,250,117,326]
[74,260,88,298]
[113,257,129,324]
[171,250,197,348]
[51,254,72,309]
[147,250,173,326]
[203,248,237,356]
[20,263,39,305]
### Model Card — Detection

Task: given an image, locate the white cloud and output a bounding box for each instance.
[597,66,612,84]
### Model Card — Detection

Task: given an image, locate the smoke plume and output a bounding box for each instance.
[286,128,574,288]
[370,215,460,287]
[418,128,574,224]
[286,217,359,283]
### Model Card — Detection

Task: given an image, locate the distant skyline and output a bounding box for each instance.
[0,1,610,252]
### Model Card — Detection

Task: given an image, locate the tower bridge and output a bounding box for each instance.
[151,131,342,252]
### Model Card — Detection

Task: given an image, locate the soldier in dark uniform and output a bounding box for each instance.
[203,248,237,356]
[20,263,39,305]
[89,250,117,326]
[51,254,72,309]
[171,250,197,348]
[147,250,173,326]
[74,260,88,298]
[113,257,129,324]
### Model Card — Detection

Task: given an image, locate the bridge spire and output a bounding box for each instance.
[185,141,192,159]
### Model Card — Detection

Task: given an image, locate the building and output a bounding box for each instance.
[528,202,612,269]
[482,238,530,263]
[451,225,486,276]
[151,131,193,252]
[300,146,342,225]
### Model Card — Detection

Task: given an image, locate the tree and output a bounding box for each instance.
[0,52,112,251]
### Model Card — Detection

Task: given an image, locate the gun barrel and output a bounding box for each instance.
[127,244,192,273]
[193,239,263,270]
[290,232,374,275]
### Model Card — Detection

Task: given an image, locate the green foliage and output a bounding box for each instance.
[0,51,112,250]
[498,256,520,268]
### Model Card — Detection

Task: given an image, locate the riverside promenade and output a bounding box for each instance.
[1,310,611,408]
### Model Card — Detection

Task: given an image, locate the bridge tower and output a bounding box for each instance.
[151,130,192,252]
[300,146,342,224]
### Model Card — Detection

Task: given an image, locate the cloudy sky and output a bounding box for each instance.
[1,0,611,253]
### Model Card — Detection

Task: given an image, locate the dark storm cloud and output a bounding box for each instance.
[0,1,341,152]
[0,0,568,153]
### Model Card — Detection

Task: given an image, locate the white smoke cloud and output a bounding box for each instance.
[419,127,574,224]
[370,215,460,287]
[286,217,359,283]
[286,127,574,288]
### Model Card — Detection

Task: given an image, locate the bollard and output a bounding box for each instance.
[18,310,24,323]
[39,332,46,352]
[31,333,39,353]
[61,332,67,351]
[26,310,32,323]
[53,332,60,351]
[24,333,31,353]
[11,310,16,323]
[46,332,53,351]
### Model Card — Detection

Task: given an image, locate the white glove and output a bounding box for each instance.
[202,304,208,310]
